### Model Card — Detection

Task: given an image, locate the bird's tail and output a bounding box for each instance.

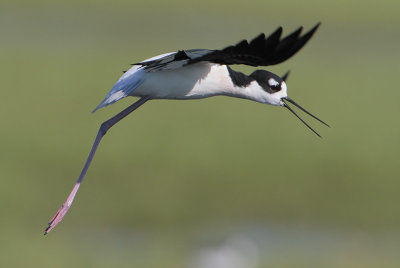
[92,90,129,113]
[92,68,145,113]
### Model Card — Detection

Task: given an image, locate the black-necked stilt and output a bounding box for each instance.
[45,23,328,234]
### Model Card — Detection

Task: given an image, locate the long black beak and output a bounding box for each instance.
[282,97,329,138]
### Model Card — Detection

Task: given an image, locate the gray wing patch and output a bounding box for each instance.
[135,49,215,72]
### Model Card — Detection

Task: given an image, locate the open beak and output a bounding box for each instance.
[281,97,329,138]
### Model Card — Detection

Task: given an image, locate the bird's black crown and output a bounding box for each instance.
[250,70,284,94]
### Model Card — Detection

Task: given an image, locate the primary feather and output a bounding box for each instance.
[136,23,320,70]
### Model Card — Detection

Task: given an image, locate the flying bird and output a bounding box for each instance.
[45,23,328,234]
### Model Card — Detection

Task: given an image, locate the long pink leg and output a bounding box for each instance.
[45,96,151,234]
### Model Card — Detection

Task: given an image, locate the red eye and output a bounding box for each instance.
[267,78,281,92]
[270,84,281,92]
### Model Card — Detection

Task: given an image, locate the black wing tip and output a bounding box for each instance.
[275,26,283,34]
[300,22,321,39]
[308,22,321,35]
[272,22,320,41]
[296,22,321,43]
[295,25,304,33]
[185,22,322,67]
[261,22,321,65]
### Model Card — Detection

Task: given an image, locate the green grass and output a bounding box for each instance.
[1,1,400,267]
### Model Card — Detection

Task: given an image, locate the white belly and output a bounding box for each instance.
[132,63,233,99]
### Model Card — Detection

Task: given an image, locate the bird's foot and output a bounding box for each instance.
[44,183,80,235]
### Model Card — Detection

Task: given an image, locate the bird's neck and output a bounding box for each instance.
[222,66,269,104]
[226,66,254,88]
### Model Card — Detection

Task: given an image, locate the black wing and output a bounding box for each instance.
[135,23,320,71]
[189,23,320,67]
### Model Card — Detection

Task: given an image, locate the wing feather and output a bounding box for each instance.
[134,23,320,71]
[189,23,320,66]
[134,49,214,72]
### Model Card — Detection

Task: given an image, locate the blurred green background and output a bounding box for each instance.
[1,0,400,267]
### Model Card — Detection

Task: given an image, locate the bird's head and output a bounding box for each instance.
[249,70,288,105]
[250,70,329,137]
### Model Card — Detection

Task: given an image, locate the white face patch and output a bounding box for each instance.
[281,81,287,92]
[268,78,279,87]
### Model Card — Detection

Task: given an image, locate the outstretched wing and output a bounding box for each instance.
[189,23,320,66]
[136,23,320,72]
